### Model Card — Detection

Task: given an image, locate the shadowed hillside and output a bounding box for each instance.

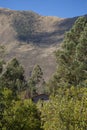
[0,8,81,80]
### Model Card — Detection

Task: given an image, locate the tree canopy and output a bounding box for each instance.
[41,87,87,130]
[49,17,87,93]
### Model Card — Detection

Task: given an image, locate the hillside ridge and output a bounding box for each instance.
[0,8,83,80]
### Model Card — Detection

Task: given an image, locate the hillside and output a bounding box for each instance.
[0,8,78,80]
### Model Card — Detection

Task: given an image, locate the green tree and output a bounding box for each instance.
[31,64,43,83]
[1,58,26,97]
[76,24,87,86]
[28,65,44,96]
[49,17,87,92]
[0,46,7,129]
[0,88,14,129]
[41,87,87,130]
[3,99,42,130]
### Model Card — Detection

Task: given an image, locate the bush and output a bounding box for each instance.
[41,86,87,130]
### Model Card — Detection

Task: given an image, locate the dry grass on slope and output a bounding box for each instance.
[0,8,77,80]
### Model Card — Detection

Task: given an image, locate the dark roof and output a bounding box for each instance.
[32,94,49,103]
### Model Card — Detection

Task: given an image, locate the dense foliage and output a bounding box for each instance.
[41,87,87,130]
[1,16,87,130]
[28,64,46,96]
[40,17,87,130]
[48,17,87,93]
[1,95,42,130]
[0,53,42,129]
[0,58,26,98]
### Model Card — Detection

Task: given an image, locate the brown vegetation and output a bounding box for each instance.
[0,8,79,80]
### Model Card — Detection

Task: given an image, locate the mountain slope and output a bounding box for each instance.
[0,8,79,80]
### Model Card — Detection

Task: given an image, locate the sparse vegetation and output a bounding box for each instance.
[13,12,40,42]
[0,8,77,81]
